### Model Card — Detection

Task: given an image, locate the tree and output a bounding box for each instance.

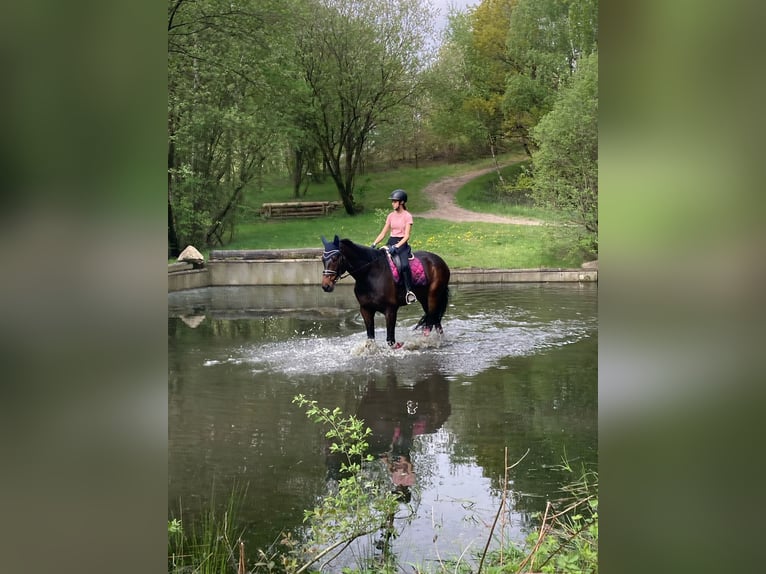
[463,0,517,158]
[531,51,598,249]
[168,0,298,251]
[424,9,490,161]
[292,0,435,214]
[503,0,598,156]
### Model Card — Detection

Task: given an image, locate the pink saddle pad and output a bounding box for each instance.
[388,254,427,286]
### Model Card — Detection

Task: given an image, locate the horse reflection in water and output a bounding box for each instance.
[325,369,451,552]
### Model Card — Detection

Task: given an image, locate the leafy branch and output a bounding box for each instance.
[291,394,400,570]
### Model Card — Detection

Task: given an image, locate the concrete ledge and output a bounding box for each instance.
[168,262,194,272]
[452,268,597,283]
[210,248,322,260]
[169,250,597,292]
[168,268,211,291]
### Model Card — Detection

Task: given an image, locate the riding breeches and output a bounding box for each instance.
[387,237,411,274]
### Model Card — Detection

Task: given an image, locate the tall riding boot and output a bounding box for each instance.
[402,266,416,304]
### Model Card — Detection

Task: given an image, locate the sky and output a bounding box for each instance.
[431,0,477,34]
[434,0,476,11]
[433,0,477,19]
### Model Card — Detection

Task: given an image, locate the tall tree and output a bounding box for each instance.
[293,0,435,214]
[424,9,490,161]
[168,0,298,250]
[503,0,598,155]
[462,0,517,158]
[531,51,598,249]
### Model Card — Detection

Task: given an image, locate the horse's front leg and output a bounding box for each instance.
[360,307,376,339]
[384,307,399,346]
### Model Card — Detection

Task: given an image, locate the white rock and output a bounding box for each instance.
[178,245,204,264]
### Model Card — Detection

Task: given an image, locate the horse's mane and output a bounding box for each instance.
[339,238,381,263]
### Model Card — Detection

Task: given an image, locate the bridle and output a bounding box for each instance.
[322,247,379,283]
[321,249,347,283]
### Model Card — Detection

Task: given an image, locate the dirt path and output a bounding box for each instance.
[416,163,543,226]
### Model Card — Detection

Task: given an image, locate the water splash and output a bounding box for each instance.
[200,312,594,379]
[193,284,597,378]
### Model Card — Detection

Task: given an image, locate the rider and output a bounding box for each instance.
[372,189,417,305]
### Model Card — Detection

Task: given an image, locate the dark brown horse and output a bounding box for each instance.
[321,235,450,347]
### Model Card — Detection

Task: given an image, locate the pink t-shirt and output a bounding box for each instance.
[386,210,414,238]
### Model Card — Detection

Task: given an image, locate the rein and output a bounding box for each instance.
[322,248,379,281]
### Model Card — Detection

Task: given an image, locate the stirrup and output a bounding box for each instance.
[405,291,417,304]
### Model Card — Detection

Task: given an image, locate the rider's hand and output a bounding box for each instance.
[387,245,397,255]
[370,243,377,249]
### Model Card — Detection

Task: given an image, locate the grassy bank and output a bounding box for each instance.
[214,154,592,269]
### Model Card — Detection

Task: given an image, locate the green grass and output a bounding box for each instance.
[169,484,249,574]
[199,153,593,269]
[242,153,519,214]
[456,160,561,222]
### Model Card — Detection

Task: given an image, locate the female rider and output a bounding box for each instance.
[371,189,417,304]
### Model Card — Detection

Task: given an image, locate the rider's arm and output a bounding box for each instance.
[373,217,391,246]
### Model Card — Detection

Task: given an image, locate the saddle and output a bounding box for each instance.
[386,252,427,286]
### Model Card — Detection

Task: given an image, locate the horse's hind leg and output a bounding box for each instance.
[419,288,440,335]
[423,281,448,335]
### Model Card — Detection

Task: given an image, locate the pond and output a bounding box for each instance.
[168,283,597,570]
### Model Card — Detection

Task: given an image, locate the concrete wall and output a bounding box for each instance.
[168,268,211,292]
[452,268,597,283]
[209,259,324,286]
[168,250,597,292]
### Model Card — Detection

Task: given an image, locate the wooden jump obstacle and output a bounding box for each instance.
[260,201,342,219]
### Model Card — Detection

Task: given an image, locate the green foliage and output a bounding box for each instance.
[170,163,215,245]
[168,483,248,574]
[222,161,578,268]
[168,0,302,248]
[291,394,401,572]
[531,51,598,251]
[463,0,516,146]
[167,0,600,254]
[174,154,588,268]
[168,518,182,535]
[166,450,597,573]
[457,160,537,209]
[292,0,435,214]
[521,461,598,573]
[502,0,598,155]
[424,10,489,160]
[472,463,598,574]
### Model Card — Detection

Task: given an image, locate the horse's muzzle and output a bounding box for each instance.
[321,276,337,292]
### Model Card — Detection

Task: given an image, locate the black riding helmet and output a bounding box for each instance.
[388,189,408,203]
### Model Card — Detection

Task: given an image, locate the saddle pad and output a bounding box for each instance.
[388,254,427,286]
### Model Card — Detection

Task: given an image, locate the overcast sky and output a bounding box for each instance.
[433,0,476,13]
[430,0,477,35]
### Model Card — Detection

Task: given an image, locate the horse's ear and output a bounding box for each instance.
[333,234,339,246]
[321,235,330,249]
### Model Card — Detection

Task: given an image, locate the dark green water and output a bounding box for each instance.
[168,283,597,569]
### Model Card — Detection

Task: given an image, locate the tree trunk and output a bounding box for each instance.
[206,183,245,246]
[488,134,506,185]
[292,148,304,198]
[168,199,180,258]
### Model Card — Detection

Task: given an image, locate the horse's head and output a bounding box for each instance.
[321,235,344,292]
